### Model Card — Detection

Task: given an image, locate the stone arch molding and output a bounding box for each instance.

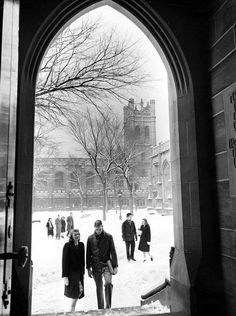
[15,0,202,314]
[24,0,190,96]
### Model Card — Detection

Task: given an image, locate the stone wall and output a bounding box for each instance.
[210,1,236,315]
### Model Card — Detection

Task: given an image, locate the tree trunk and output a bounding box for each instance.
[78,192,84,213]
[127,182,134,214]
[102,182,107,220]
[80,196,84,213]
[129,191,134,214]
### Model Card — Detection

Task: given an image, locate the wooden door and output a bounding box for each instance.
[0,0,19,315]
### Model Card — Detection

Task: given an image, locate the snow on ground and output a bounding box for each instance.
[31,209,174,314]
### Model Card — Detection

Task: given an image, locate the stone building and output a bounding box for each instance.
[1,1,236,316]
[33,157,150,211]
[124,98,156,178]
[150,140,172,214]
[34,98,158,212]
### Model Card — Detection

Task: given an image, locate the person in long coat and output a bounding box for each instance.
[61,216,66,238]
[46,218,54,238]
[62,228,85,312]
[55,215,61,239]
[66,212,74,236]
[122,213,137,261]
[138,218,153,262]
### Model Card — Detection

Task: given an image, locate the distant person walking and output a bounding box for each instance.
[122,213,137,261]
[55,215,61,239]
[62,229,85,313]
[86,220,118,309]
[66,212,74,236]
[61,216,66,238]
[46,218,54,238]
[138,218,153,262]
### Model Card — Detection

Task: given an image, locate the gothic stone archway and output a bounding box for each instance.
[12,1,215,315]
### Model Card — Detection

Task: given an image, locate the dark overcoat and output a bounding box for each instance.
[62,241,85,299]
[86,231,118,272]
[61,218,66,233]
[138,224,151,252]
[122,220,137,242]
[46,221,54,236]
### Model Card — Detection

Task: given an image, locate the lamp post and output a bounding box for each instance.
[117,189,122,220]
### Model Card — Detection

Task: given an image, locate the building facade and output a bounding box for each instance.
[150,140,172,214]
[34,99,162,212]
[33,157,150,212]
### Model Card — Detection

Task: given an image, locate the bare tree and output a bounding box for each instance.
[67,109,121,220]
[113,139,141,214]
[34,113,60,158]
[66,157,89,213]
[35,18,148,125]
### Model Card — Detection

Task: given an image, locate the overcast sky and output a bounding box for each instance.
[39,5,169,157]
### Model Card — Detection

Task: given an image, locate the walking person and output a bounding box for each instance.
[55,214,61,239]
[46,218,54,238]
[86,220,118,309]
[122,213,137,261]
[62,228,85,313]
[61,216,66,238]
[66,212,74,236]
[138,218,153,262]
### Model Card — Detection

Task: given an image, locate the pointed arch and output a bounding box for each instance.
[14,1,201,315]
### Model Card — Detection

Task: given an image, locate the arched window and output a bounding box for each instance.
[145,126,150,138]
[135,125,140,138]
[86,171,95,188]
[70,172,77,189]
[54,171,64,189]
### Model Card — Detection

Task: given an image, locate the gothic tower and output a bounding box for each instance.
[123,98,157,178]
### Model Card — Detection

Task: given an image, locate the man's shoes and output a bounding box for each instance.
[143,259,146,262]
[150,256,153,261]
[127,258,131,262]
[131,258,136,261]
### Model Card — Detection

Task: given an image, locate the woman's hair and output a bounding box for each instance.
[142,218,148,226]
[69,228,80,242]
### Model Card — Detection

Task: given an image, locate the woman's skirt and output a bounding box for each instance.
[138,239,150,252]
[64,271,84,299]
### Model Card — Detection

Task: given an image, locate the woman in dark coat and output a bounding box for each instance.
[62,228,85,312]
[46,218,54,238]
[138,219,153,262]
[61,216,66,238]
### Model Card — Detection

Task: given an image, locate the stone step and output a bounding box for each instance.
[33,306,186,316]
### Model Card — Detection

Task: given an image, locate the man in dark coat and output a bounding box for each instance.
[122,213,137,261]
[66,212,74,236]
[86,220,118,309]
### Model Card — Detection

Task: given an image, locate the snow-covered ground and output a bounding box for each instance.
[31,209,174,314]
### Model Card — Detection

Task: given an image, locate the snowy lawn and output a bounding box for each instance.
[31,209,174,314]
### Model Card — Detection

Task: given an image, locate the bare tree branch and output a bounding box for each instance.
[35,18,149,125]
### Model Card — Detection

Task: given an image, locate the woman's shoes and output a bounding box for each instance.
[143,259,146,262]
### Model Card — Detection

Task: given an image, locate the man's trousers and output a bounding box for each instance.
[93,267,113,309]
